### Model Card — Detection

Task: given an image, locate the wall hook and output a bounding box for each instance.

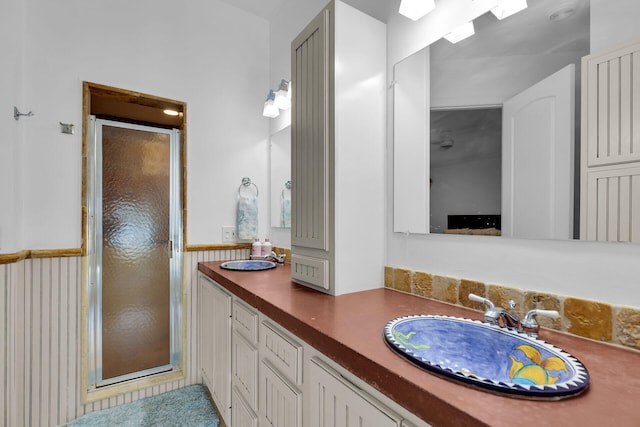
[14,106,34,121]
[59,122,75,134]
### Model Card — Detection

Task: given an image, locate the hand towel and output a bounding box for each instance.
[237,194,258,240]
[281,197,291,228]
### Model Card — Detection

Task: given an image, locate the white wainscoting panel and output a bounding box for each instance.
[0,248,247,426]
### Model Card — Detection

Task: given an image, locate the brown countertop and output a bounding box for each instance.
[198,261,640,427]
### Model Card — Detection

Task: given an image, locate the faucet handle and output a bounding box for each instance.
[270,251,286,264]
[469,293,494,309]
[521,309,560,336]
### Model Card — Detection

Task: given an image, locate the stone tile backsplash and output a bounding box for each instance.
[384,266,640,352]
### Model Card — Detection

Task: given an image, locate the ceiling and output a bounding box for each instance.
[217,0,288,21]
[216,0,398,22]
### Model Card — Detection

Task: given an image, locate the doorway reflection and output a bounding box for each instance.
[430,108,502,234]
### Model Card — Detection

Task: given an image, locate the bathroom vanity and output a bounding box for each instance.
[198,261,640,427]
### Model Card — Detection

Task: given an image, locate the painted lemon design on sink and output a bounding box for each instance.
[510,344,568,385]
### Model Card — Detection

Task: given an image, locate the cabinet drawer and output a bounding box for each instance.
[291,254,329,290]
[260,321,303,385]
[233,299,259,344]
[259,360,302,427]
[232,330,258,409]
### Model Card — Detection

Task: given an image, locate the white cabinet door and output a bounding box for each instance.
[308,358,401,427]
[291,6,329,252]
[233,387,259,427]
[259,360,302,427]
[199,277,215,390]
[583,165,640,242]
[232,329,258,410]
[581,40,640,242]
[199,275,232,426]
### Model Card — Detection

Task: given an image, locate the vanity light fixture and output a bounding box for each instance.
[262,90,280,118]
[163,109,180,116]
[398,0,435,21]
[274,79,291,110]
[444,21,475,44]
[491,0,527,20]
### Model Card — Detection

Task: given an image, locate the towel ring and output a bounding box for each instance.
[238,177,259,197]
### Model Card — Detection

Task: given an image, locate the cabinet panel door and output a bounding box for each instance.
[232,330,258,409]
[584,42,640,167]
[584,165,640,242]
[291,7,330,251]
[233,387,259,427]
[198,278,216,389]
[200,276,232,424]
[309,358,401,427]
[259,360,302,427]
[581,40,640,241]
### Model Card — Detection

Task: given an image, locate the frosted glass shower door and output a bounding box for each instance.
[88,117,182,388]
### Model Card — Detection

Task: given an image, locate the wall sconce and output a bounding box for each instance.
[491,0,527,20]
[398,0,435,21]
[263,90,280,118]
[444,21,475,43]
[274,79,291,110]
[263,79,292,118]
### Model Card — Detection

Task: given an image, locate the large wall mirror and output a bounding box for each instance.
[394,0,589,240]
[270,126,291,228]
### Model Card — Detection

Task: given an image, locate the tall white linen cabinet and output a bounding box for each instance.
[290,0,386,295]
[580,39,640,242]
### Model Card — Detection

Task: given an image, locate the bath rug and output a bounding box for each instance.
[69,384,219,427]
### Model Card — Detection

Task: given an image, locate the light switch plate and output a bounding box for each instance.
[222,226,237,242]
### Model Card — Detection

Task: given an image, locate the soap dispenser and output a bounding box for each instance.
[251,238,262,257]
[261,237,272,256]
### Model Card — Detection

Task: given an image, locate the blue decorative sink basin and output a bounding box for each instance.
[384,315,589,399]
[220,260,277,271]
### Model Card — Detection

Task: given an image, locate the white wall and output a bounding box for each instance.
[0,0,25,253]
[591,0,640,52]
[386,0,640,308]
[8,0,270,250]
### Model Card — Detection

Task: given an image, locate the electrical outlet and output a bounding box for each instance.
[222,226,237,242]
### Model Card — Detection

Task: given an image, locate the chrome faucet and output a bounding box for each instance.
[250,251,285,264]
[264,251,286,264]
[468,293,559,337]
[469,294,519,329]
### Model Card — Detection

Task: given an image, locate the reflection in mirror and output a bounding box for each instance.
[393,48,430,234]
[430,108,501,234]
[270,126,291,228]
[423,0,589,238]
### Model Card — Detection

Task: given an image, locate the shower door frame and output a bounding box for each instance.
[86,116,184,390]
